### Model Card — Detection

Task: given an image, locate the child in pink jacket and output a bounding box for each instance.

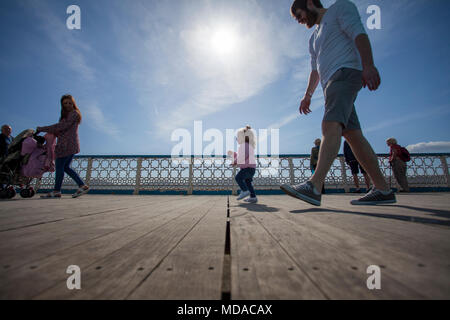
[229,125,257,203]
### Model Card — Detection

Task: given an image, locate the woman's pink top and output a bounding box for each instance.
[38,111,81,158]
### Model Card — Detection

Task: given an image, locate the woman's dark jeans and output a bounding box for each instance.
[55,154,85,192]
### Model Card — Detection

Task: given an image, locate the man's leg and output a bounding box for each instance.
[362,172,371,190]
[352,174,360,190]
[309,121,342,192]
[343,129,389,191]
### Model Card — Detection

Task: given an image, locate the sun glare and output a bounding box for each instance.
[210,27,238,56]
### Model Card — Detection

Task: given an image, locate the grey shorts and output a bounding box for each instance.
[323,68,363,131]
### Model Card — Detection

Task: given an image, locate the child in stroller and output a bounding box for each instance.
[0,129,56,199]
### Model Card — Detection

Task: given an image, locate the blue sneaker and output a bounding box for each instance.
[244,197,258,203]
[236,190,250,200]
[280,181,321,206]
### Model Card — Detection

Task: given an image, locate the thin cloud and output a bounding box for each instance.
[110,0,309,139]
[21,0,95,82]
[20,0,122,141]
[407,141,450,153]
[365,105,450,133]
[84,104,121,140]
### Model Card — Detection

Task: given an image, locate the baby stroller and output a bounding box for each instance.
[0,129,56,199]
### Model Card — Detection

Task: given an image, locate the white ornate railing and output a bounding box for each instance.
[35,154,450,194]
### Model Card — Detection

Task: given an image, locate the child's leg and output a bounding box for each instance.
[244,179,256,197]
[235,169,249,192]
[244,168,256,197]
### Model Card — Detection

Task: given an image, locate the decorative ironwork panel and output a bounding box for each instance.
[34,154,449,192]
[191,157,234,191]
[140,157,190,191]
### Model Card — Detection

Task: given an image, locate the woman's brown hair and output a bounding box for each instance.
[60,94,82,123]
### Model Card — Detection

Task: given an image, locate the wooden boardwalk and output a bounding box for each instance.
[0,193,449,300]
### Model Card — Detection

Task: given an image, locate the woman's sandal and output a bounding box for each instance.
[72,186,90,198]
[40,191,62,199]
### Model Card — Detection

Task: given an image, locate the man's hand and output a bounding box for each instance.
[299,96,312,115]
[362,65,381,91]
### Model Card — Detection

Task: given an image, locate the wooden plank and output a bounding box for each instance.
[254,195,450,299]
[0,196,206,299]
[0,196,189,268]
[128,196,227,299]
[229,199,327,299]
[0,195,172,231]
[32,196,218,299]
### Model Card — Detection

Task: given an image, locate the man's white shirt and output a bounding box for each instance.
[309,0,367,88]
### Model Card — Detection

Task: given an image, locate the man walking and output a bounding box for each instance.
[310,138,325,193]
[280,0,395,205]
[343,140,371,192]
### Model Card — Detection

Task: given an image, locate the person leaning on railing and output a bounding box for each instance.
[386,137,410,193]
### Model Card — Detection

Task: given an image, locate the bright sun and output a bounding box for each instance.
[210,27,238,56]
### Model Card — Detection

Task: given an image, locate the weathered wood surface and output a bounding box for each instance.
[0,193,449,299]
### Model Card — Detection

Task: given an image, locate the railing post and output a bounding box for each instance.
[339,156,350,193]
[288,158,295,185]
[34,178,42,193]
[85,157,93,186]
[134,157,142,195]
[440,155,450,188]
[187,157,194,195]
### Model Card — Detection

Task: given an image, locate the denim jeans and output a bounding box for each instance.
[235,167,256,197]
[55,154,85,192]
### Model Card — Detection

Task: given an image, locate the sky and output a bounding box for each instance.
[1,0,449,156]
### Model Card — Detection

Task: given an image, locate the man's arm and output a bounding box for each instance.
[299,70,320,115]
[355,33,381,91]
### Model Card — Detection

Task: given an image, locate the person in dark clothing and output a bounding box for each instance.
[310,138,325,194]
[343,140,370,192]
[0,124,13,189]
[0,125,13,159]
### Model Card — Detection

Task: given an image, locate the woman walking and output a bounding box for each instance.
[37,94,89,198]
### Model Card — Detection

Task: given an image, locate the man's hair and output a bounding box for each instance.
[290,0,323,17]
[1,125,10,131]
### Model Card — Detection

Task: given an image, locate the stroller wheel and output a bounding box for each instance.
[6,187,16,199]
[30,188,36,198]
[20,188,30,198]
